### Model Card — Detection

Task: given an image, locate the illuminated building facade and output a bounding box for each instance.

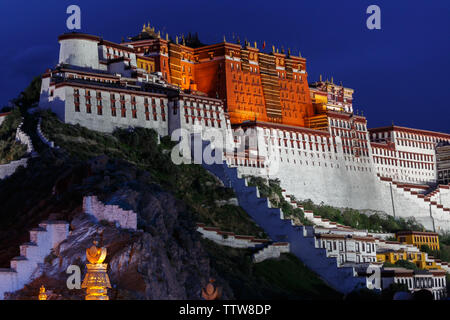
[38,22,450,232]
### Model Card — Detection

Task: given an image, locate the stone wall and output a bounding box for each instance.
[0,158,28,180]
[196,223,269,249]
[0,221,69,299]
[0,119,34,180]
[198,139,370,294]
[253,243,290,263]
[36,117,58,149]
[83,196,137,230]
[15,121,34,154]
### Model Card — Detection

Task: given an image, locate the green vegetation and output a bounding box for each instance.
[245,175,425,233]
[39,110,266,237]
[383,260,419,270]
[245,176,313,226]
[0,108,27,164]
[203,239,342,299]
[300,199,424,233]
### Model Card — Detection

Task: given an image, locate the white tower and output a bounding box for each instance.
[58,33,100,70]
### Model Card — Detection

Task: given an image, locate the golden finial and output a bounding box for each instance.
[299,51,302,58]
[254,41,257,48]
[38,285,47,300]
[276,48,279,53]
[176,36,179,44]
[157,30,161,38]
[142,24,146,32]
[319,74,322,81]
[288,48,291,56]
[272,45,275,53]
[331,76,334,84]
[147,22,150,29]
[201,279,221,300]
[223,35,226,42]
[81,238,111,300]
[166,33,169,41]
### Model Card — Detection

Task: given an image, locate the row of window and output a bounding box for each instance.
[372,148,434,162]
[184,116,221,128]
[74,103,166,122]
[374,156,435,170]
[331,119,366,131]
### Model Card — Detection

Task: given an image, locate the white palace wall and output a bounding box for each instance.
[233,126,450,232]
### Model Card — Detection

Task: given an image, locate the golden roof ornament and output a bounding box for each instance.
[166,33,169,41]
[157,30,161,38]
[176,36,179,44]
[38,285,47,300]
[201,278,221,300]
[223,35,226,42]
[254,41,257,48]
[81,239,111,300]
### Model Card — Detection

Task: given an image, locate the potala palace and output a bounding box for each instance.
[39,25,450,233]
[0,22,448,300]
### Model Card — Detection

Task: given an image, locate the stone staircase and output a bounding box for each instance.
[197,139,369,294]
[0,221,69,299]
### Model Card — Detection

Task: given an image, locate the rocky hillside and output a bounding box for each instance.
[0,104,341,299]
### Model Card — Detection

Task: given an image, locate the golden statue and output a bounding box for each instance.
[81,239,111,300]
[38,285,47,300]
[201,278,221,300]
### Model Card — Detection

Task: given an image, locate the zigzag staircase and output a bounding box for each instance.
[197,139,368,294]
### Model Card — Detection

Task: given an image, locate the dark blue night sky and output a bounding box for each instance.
[0,0,448,132]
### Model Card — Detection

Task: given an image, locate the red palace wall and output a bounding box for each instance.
[127,38,316,127]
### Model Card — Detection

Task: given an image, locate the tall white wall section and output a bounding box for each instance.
[59,37,100,70]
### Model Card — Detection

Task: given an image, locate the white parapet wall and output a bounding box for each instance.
[196,223,269,249]
[253,242,290,263]
[83,196,137,230]
[36,117,58,149]
[0,119,36,180]
[15,121,34,154]
[0,158,29,180]
[0,221,69,299]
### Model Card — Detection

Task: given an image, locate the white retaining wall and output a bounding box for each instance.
[0,221,69,299]
[83,196,137,230]
[196,223,268,249]
[233,126,450,233]
[36,118,58,149]
[253,243,290,263]
[15,121,34,154]
[0,118,36,180]
[0,158,28,180]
